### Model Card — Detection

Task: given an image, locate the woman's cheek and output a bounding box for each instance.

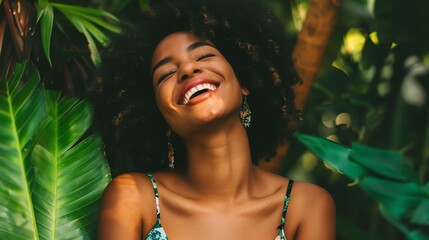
[155,83,177,118]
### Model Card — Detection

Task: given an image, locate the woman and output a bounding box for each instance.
[96,0,335,239]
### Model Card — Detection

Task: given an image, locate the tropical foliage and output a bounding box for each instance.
[37,0,121,66]
[296,133,429,239]
[1,1,118,238]
[1,0,429,239]
[286,0,429,239]
[0,0,120,95]
[0,62,111,239]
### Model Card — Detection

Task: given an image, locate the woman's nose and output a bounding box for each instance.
[179,61,202,82]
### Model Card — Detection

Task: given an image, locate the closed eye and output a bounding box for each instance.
[196,53,215,61]
[157,71,176,84]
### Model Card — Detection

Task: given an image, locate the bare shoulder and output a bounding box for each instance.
[292,181,335,210]
[287,181,336,240]
[99,172,153,210]
[97,173,156,240]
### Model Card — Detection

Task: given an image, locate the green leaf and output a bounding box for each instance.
[0,62,45,239]
[35,1,120,66]
[295,133,367,180]
[39,5,54,66]
[64,11,121,34]
[52,4,120,38]
[50,3,119,22]
[407,229,429,240]
[0,63,111,239]
[297,133,429,238]
[380,204,429,240]
[61,12,102,67]
[412,199,429,225]
[80,18,110,46]
[350,143,420,182]
[361,177,425,218]
[32,91,111,239]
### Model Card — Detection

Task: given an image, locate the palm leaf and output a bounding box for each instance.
[49,3,119,22]
[32,91,111,239]
[51,4,121,34]
[1,62,111,239]
[48,2,120,67]
[0,62,46,239]
[37,3,54,66]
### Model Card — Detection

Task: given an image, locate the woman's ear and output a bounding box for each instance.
[241,88,249,96]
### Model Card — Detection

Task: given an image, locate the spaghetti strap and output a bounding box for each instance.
[145,173,169,239]
[277,179,294,240]
[146,173,161,221]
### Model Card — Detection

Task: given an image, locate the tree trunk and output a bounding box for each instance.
[0,0,36,77]
[259,0,341,173]
[293,0,342,110]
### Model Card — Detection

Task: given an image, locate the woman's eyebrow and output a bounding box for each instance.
[186,41,215,52]
[151,41,215,76]
[152,57,172,76]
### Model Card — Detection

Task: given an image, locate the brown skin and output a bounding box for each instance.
[98,32,335,240]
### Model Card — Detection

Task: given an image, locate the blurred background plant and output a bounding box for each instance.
[283,0,429,239]
[1,0,428,239]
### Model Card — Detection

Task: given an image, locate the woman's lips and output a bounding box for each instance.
[180,79,220,105]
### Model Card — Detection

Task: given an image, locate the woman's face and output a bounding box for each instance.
[151,32,247,137]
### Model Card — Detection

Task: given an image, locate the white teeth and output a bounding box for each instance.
[182,83,217,104]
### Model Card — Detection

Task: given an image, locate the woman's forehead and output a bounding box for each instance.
[151,32,212,65]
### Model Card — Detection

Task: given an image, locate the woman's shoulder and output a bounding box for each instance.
[291,181,334,206]
[103,172,152,198]
[100,172,157,214]
[98,172,162,239]
[286,180,336,239]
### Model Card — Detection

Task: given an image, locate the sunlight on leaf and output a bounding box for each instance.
[1,62,111,239]
[0,62,45,239]
[32,91,111,239]
[342,29,366,61]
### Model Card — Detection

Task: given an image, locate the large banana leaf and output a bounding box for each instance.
[32,91,111,239]
[296,133,429,240]
[0,63,111,239]
[0,62,46,239]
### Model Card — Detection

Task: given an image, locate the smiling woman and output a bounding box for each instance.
[93,0,335,239]
[151,32,245,137]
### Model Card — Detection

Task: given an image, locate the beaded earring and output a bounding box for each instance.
[240,96,252,128]
[166,130,175,169]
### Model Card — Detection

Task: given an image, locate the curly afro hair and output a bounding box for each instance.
[92,0,302,175]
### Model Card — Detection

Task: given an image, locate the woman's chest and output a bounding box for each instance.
[156,199,285,240]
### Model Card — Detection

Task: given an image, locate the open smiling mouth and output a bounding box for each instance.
[181,83,218,105]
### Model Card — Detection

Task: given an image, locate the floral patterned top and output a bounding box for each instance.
[145,173,294,240]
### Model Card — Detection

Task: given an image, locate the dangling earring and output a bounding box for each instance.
[240,96,252,128]
[166,130,175,169]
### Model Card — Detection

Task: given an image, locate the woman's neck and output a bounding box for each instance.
[182,120,257,201]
